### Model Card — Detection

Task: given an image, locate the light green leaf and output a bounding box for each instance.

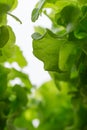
[10,0,18,11]
[34,80,73,129]
[8,45,27,68]
[44,0,74,12]
[32,29,65,72]
[34,26,46,34]
[59,43,75,71]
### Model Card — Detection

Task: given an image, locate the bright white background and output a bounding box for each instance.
[8,0,51,86]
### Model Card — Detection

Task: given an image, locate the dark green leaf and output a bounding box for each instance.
[0,26,16,62]
[0,26,9,48]
[0,65,9,95]
[74,6,87,39]
[13,85,28,107]
[31,8,40,22]
[0,3,9,14]
[0,0,18,11]
[56,5,81,31]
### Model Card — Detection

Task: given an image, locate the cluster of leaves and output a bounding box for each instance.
[0,1,73,130]
[32,0,87,129]
[0,66,32,130]
[1,0,87,130]
[0,1,32,130]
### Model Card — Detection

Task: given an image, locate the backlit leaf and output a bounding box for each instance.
[32,29,65,72]
[31,0,45,22]
[8,45,27,68]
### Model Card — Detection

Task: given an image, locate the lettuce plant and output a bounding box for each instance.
[32,0,87,129]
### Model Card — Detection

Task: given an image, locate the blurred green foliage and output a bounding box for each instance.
[0,0,87,130]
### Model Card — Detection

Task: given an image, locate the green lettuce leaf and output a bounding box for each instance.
[0,26,16,62]
[56,5,81,32]
[0,25,9,48]
[32,29,65,72]
[32,29,81,72]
